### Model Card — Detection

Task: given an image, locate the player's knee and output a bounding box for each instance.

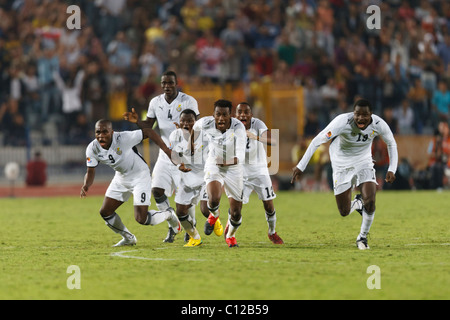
[152,188,165,199]
[99,208,111,218]
[337,205,351,217]
[364,200,376,214]
[208,198,220,210]
[228,208,241,220]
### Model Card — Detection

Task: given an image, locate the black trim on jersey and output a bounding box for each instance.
[133,146,147,165]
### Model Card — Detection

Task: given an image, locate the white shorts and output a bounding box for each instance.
[242,174,276,204]
[105,173,152,206]
[205,163,243,202]
[332,163,378,195]
[151,156,180,197]
[175,183,208,206]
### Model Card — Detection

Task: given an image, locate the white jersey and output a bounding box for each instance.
[243,117,270,177]
[169,128,209,188]
[147,92,200,161]
[297,112,398,173]
[86,130,148,179]
[193,116,246,166]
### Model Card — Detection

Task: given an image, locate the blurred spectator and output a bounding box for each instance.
[427,120,450,189]
[106,31,133,71]
[26,150,47,186]
[394,99,415,135]
[383,107,399,134]
[53,66,85,132]
[196,31,226,83]
[431,80,450,124]
[407,77,429,133]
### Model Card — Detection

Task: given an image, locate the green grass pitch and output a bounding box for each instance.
[0,190,449,300]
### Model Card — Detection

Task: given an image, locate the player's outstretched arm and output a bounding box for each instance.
[290,167,304,184]
[80,167,95,198]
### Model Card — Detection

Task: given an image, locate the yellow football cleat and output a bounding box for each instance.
[214,218,224,236]
[184,237,203,247]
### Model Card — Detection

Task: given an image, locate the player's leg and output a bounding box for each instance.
[334,188,353,217]
[176,203,202,247]
[204,180,223,236]
[151,158,177,211]
[356,181,377,250]
[100,196,136,246]
[225,197,242,247]
[263,199,284,244]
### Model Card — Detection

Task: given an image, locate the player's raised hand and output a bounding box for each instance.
[291,167,304,184]
[123,107,139,123]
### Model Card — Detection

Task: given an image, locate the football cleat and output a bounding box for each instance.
[184,237,203,247]
[213,218,223,236]
[356,237,370,250]
[204,213,218,236]
[354,194,363,216]
[163,227,178,243]
[113,235,137,247]
[225,236,238,248]
[184,232,191,243]
[268,232,284,244]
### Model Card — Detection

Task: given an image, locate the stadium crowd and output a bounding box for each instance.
[0,0,449,149]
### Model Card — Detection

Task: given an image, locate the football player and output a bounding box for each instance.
[235,102,284,244]
[168,109,210,247]
[291,99,398,250]
[80,119,181,247]
[124,71,200,243]
[193,99,246,247]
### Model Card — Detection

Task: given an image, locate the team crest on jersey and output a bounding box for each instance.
[116,147,122,155]
[176,104,182,112]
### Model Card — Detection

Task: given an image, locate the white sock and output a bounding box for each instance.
[147,209,174,226]
[179,214,200,240]
[103,213,134,240]
[265,211,277,235]
[359,209,375,239]
[188,205,197,227]
[226,212,242,238]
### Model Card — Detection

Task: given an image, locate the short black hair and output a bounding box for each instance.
[214,99,233,112]
[180,108,197,120]
[95,119,112,128]
[162,70,177,83]
[237,101,251,110]
[353,99,372,112]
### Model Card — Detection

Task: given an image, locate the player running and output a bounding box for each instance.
[123,70,200,243]
[169,109,210,247]
[194,99,247,247]
[291,99,398,250]
[235,102,284,244]
[80,119,181,247]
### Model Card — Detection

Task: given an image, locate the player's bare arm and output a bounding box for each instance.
[80,167,96,198]
[290,167,304,184]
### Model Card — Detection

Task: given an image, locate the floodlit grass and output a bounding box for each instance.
[0,190,449,300]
